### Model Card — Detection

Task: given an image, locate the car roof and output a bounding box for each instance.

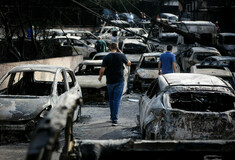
[218,33,235,36]
[191,47,220,53]
[80,60,103,65]
[163,73,228,86]
[53,36,81,40]
[122,28,144,32]
[93,52,109,56]
[193,66,233,77]
[160,13,178,17]
[9,64,70,73]
[123,38,146,45]
[206,56,235,61]
[142,52,162,57]
[180,21,215,26]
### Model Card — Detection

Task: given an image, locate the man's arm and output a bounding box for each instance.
[172,62,176,73]
[98,67,105,81]
[158,61,162,75]
[126,60,131,66]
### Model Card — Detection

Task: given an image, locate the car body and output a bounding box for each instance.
[67,30,99,44]
[53,36,97,59]
[118,28,148,42]
[190,65,235,89]
[176,46,221,72]
[199,56,235,76]
[119,12,141,24]
[133,52,180,91]
[95,26,120,44]
[160,13,178,24]
[119,39,152,73]
[92,52,109,60]
[0,64,82,133]
[110,20,130,28]
[139,73,235,140]
[217,33,235,56]
[74,60,130,103]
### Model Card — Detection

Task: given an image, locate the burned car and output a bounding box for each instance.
[119,39,152,74]
[53,36,97,59]
[74,60,130,103]
[0,64,82,134]
[190,65,235,89]
[199,56,235,76]
[176,46,221,72]
[133,52,180,91]
[139,73,235,140]
[217,32,235,56]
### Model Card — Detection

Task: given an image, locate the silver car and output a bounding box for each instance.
[139,73,235,140]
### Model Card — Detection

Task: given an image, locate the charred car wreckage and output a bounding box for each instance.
[133,52,180,92]
[74,60,130,103]
[0,64,82,135]
[176,46,221,72]
[139,73,235,140]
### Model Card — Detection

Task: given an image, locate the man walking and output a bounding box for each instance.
[98,43,131,126]
[95,37,107,53]
[158,44,176,75]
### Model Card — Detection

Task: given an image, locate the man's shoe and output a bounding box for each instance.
[112,121,118,126]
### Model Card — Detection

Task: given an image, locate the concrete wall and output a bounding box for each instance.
[0,55,83,78]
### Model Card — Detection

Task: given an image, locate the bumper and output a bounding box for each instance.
[0,120,37,131]
[0,124,26,131]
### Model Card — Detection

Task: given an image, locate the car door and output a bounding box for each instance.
[181,49,192,72]
[139,78,161,131]
[72,39,89,57]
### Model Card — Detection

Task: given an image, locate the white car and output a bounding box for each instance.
[118,27,148,42]
[119,39,152,73]
[53,36,97,59]
[133,52,180,91]
[74,60,130,103]
[176,46,221,72]
[95,26,120,44]
[67,30,98,44]
[160,13,178,24]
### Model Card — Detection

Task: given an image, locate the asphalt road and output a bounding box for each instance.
[0,93,141,160]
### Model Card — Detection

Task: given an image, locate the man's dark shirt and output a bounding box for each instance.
[102,52,128,84]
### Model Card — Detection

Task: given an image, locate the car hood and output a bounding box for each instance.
[0,96,50,121]
[136,68,159,79]
[222,44,235,51]
[76,75,106,89]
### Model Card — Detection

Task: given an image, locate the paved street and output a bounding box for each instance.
[73,93,141,140]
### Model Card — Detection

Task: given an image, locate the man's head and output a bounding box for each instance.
[166,45,173,51]
[110,43,118,50]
